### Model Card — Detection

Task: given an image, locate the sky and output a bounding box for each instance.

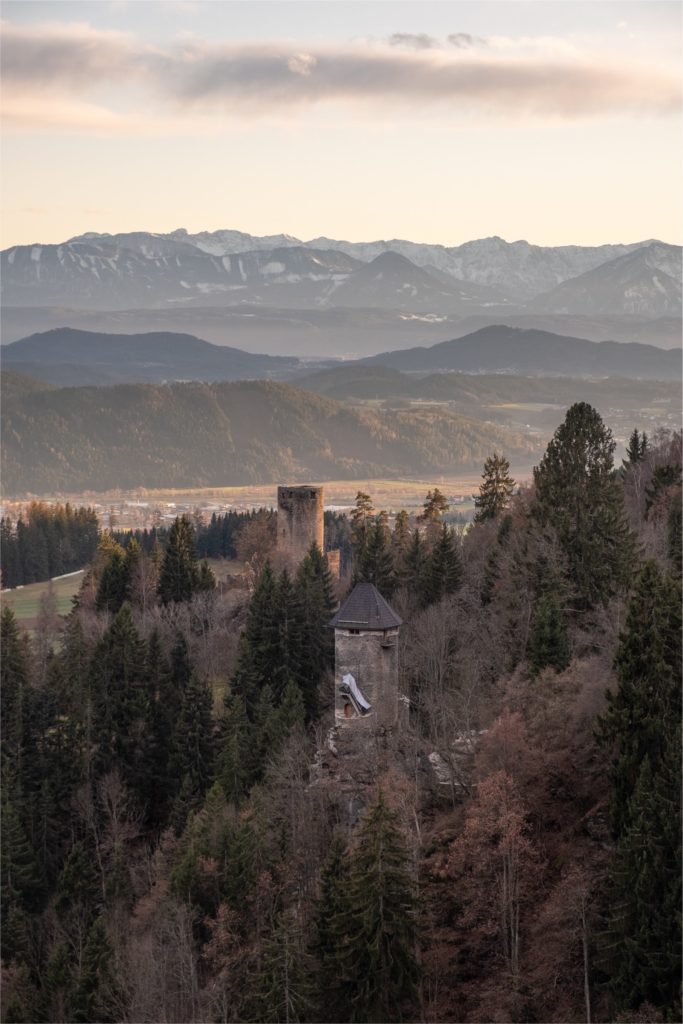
[1,0,681,248]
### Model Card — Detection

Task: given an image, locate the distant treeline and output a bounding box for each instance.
[113,509,353,564]
[1,502,99,589]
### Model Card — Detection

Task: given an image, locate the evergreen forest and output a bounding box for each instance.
[1,408,681,1024]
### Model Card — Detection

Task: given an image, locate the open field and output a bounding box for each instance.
[1,572,84,626]
[6,468,536,518]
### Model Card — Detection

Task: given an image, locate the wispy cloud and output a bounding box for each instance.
[1,20,679,134]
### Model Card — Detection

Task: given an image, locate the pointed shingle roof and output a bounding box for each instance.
[330,581,402,631]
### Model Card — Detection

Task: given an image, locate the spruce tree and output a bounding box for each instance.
[533,403,636,608]
[597,562,681,1016]
[312,835,353,1022]
[624,428,649,466]
[292,543,336,720]
[421,524,462,607]
[90,604,148,788]
[231,562,281,716]
[170,673,215,809]
[250,906,315,1023]
[336,793,419,1022]
[474,452,516,523]
[527,590,570,675]
[157,515,200,604]
[399,528,424,593]
[217,694,254,805]
[357,515,396,597]
[95,546,129,613]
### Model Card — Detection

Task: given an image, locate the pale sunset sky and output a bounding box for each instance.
[1,0,681,248]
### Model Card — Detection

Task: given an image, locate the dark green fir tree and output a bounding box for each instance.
[473,452,516,523]
[533,402,636,608]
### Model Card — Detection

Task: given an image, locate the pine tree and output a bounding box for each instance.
[350,492,375,571]
[474,452,516,523]
[157,515,200,604]
[419,488,449,523]
[391,510,411,572]
[533,403,636,608]
[421,524,462,607]
[597,562,681,1016]
[336,793,419,1022]
[527,590,570,675]
[95,546,129,614]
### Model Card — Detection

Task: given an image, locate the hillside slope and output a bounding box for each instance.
[1,379,535,495]
[362,325,679,379]
[1,327,301,385]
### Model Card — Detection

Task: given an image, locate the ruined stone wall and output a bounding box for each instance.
[276,485,324,564]
[334,627,399,730]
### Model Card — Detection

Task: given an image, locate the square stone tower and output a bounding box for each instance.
[277,485,324,565]
[330,582,402,731]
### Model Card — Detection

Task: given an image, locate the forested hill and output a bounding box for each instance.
[361,325,680,378]
[1,327,301,386]
[1,377,535,495]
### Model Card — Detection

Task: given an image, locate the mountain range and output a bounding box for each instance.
[2,230,680,336]
[2,325,678,388]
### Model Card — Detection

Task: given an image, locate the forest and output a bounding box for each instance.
[1,405,680,1024]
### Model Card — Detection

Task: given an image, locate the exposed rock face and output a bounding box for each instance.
[276,484,324,564]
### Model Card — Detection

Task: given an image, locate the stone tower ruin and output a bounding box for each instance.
[330,582,402,731]
[277,485,324,564]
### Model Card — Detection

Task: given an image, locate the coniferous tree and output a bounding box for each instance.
[90,604,148,788]
[527,590,570,675]
[419,488,449,523]
[95,546,129,614]
[250,906,314,1024]
[400,528,424,593]
[391,510,411,572]
[357,514,396,597]
[217,694,254,805]
[623,428,649,466]
[644,462,682,515]
[170,673,215,811]
[336,793,419,1023]
[533,403,636,608]
[231,562,281,716]
[293,544,336,719]
[597,561,681,1016]
[474,453,516,523]
[421,524,462,607]
[312,835,353,1022]
[157,515,200,604]
[72,917,121,1023]
[350,492,375,571]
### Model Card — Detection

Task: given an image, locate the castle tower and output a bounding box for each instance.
[330,582,402,731]
[277,485,324,564]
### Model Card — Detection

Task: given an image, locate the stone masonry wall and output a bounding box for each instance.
[276,485,324,564]
[334,627,399,730]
